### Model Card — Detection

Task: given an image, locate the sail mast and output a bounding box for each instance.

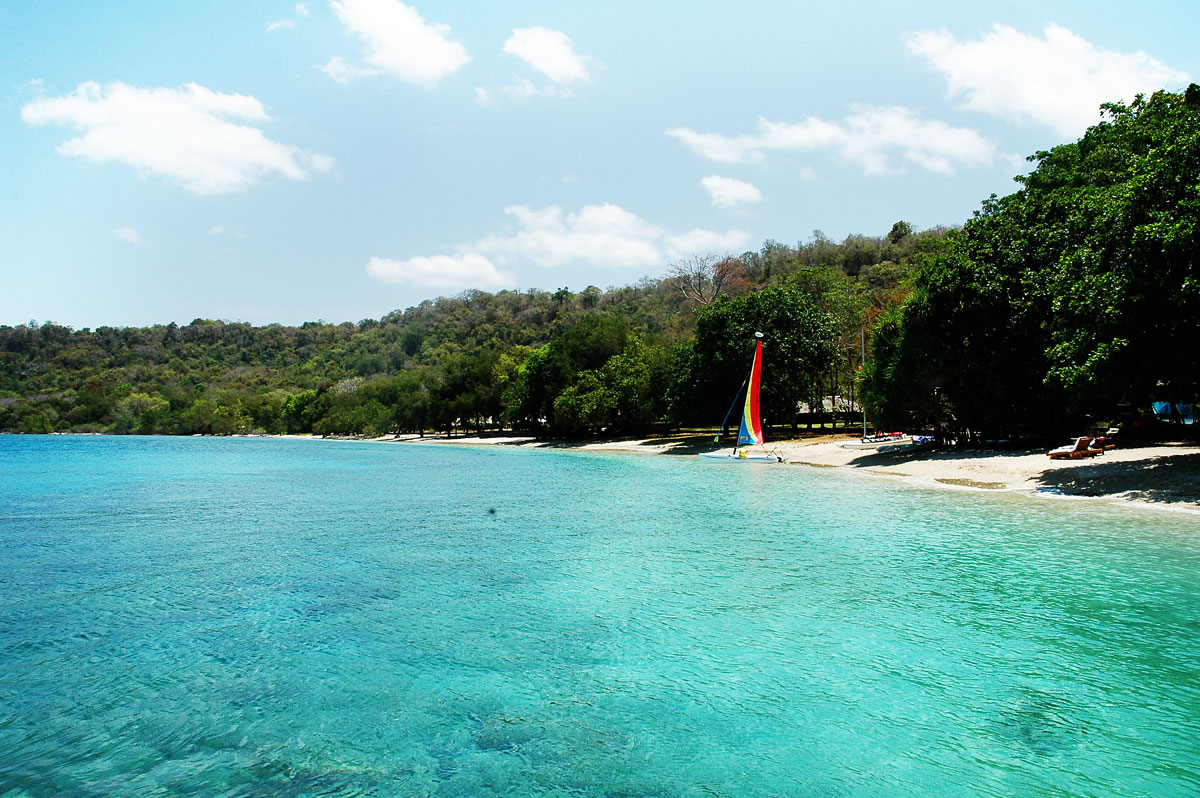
[699,331,778,462]
[736,332,764,447]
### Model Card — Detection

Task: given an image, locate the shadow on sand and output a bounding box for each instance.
[524,433,716,455]
[844,445,1044,468]
[1031,450,1200,505]
[427,430,719,455]
[840,444,1200,506]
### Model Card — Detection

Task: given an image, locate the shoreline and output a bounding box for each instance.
[378,431,1200,513]
[31,430,1200,513]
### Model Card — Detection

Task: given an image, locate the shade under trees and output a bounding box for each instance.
[863,84,1200,439]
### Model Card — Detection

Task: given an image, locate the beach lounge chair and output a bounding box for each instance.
[1047,436,1101,460]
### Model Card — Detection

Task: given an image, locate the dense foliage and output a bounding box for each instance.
[4,86,1197,441]
[671,288,835,431]
[0,235,918,437]
[863,85,1200,439]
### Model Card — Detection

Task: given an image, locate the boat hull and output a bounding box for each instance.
[841,436,913,450]
[698,451,779,463]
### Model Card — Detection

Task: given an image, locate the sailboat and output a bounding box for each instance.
[699,332,780,463]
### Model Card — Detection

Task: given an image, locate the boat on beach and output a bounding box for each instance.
[698,449,780,462]
[699,332,781,463]
[842,432,913,450]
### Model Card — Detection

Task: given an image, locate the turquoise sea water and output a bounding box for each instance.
[1,436,1198,797]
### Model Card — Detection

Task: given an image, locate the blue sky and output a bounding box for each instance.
[2,1,1196,328]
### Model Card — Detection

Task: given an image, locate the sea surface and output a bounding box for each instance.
[1,435,1198,797]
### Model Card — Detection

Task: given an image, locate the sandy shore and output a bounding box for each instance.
[381,431,1200,512]
[780,439,1200,510]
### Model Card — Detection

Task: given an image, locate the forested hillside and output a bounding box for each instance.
[3,86,1198,441]
[0,227,930,437]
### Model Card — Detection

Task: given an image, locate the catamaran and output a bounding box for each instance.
[699,332,780,463]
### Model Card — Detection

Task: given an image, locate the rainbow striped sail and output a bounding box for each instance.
[699,332,775,462]
[735,336,763,447]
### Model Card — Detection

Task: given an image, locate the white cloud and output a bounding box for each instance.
[268,4,308,32]
[842,107,992,174]
[666,118,840,164]
[701,175,763,207]
[21,81,334,195]
[307,152,336,172]
[474,204,663,267]
[368,203,748,289]
[474,87,494,107]
[327,0,470,86]
[366,253,512,290]
[319,56,377,83]
[502,77,572,100]
[114,227,143,245]
[471,203,748,268]
[503,27,591,85]
[367,203,748,291]
[665,229,751,259]
[905,24,1190,137]
[1001,152,1029,174]
[667,107,993,175]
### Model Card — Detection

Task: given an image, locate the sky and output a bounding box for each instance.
[2,1,1196,329]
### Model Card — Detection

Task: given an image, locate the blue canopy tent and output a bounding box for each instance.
[1151,402,1196,424]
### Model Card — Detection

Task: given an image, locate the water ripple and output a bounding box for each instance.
[1,436,1198,796]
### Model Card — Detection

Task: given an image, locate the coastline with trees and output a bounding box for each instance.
[3,87,1198,453]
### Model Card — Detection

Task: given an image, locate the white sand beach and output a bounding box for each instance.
[384,432,1200,511]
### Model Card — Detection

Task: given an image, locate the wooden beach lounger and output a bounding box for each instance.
[1047,436,1103,460]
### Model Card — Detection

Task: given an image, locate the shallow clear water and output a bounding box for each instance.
[1,436,1198,797]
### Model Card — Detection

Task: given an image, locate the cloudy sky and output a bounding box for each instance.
[2,1,1195,328]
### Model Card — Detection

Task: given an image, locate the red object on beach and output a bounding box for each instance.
[1047,436,1103,460]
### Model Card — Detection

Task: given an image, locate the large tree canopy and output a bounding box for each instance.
[865,85,1200,436]
[1039,88,1200,406]
[675,287,835,431]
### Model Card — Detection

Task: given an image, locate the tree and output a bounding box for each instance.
[393,369,433,434]
[437,349,502,434]
[864,85,1200,437]
[0,227,942,436]
[505,315,631,431]
[178,399,218,434]
[553,371,615,435]
[887,220,913,244]
[602,337,663,434]
[861,212,1060,438]
[677,288,835,431]
[1037,89,1200,411]
[666,253,745,305]
[281,389,322,433]
[113,392,171,434]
